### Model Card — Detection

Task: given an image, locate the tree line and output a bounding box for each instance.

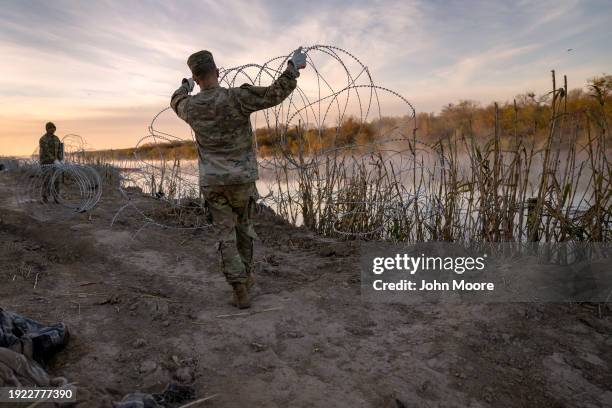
[83,74,611,161]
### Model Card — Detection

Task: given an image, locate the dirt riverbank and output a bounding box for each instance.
[1,173,611,407]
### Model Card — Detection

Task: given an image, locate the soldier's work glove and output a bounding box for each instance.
[290,47,307,69]
[182,78,195,93]
[288,46,307,77]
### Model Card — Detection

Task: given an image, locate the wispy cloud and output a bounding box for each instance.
[432,44,543,88]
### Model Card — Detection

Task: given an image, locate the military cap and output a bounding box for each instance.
[187,50,217,77]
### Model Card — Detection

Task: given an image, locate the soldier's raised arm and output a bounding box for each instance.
[170,78,195,122]
[232,47,307,115]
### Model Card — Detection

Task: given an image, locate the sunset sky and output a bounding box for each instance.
[1,0,611,156]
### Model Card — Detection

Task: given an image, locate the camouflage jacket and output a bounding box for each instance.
[39,133,62,164]
[171,67,298,186]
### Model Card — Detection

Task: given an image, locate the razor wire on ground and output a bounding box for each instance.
[8,133,110,222]
[11,160,103,222]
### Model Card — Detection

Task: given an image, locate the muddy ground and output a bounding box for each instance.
[1,172,611,408]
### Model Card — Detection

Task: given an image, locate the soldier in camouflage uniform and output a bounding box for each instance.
[171,48,307,308]
[38,122,63,203]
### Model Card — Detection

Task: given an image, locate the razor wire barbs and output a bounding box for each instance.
[114,44,427,237]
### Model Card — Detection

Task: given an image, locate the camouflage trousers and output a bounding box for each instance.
[202,182,258,284]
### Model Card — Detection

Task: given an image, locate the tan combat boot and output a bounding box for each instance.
[232,283,251,309]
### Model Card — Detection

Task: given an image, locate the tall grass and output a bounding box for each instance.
[268,72,610,243]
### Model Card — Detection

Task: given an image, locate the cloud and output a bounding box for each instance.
[0,0,611,154]
[431,44,542,88]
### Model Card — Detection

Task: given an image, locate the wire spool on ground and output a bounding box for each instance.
[13,162,102,222]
